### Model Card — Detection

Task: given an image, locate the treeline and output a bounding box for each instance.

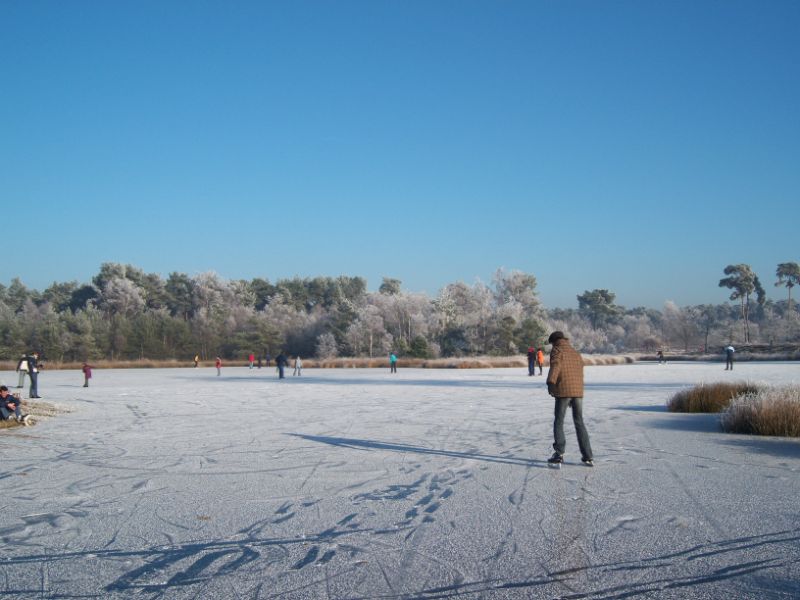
[0,262,798,363]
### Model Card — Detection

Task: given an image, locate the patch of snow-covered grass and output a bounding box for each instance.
[722,384,800,437]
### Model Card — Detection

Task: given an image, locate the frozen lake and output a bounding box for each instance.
[2,362,799,599]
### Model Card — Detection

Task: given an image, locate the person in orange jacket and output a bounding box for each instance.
[536,348,545,375]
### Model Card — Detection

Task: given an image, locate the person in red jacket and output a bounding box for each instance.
[526,346,536,376]
[81,363,94,387]
[215,357,222,376]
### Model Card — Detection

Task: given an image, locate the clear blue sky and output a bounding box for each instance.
[2,1,798,308]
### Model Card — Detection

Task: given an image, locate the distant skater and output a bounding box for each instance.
[81,362,93,387]
[527,346,536,376]
[276,352,288,379]
[215,356,222,376]
[536,347,544,375]
[293,356,303,376]
[724,345,735,370]
[248,353,255,369]
[257,356,262,369]
[194,354,200,368]
[389,352,398,374]
[656,350,665,364]
[545,331,593,467]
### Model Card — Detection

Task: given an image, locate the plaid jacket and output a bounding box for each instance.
[546,339,584,398]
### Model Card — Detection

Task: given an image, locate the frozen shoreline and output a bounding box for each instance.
[1,363,799,598]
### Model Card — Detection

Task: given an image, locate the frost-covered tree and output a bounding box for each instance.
[379,277,402,296]
[6,278,38,312]
[493,268,543,318]
[662,301,699,352]
[315,332,339,358]
[346,305,389,357]
[100,278,145,317]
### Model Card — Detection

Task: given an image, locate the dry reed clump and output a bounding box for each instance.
[582,355,636,366]
[667,381,761,413]
[721,385,800,437]
[0,353,636,372]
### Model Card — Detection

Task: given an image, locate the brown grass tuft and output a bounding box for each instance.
[721,386,800,437]
[667,381,761,413]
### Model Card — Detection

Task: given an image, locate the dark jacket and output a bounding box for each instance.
[546,338,584,398]
[26,355,39,373]
[2,393,19,412]
[276,354,288,367]
[16,355,29,372]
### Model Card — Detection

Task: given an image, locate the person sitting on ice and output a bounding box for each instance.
[1,385,30,424]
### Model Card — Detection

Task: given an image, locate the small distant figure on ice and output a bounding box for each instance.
[82,362,94,387]
[1,385,31,425]
[724,345,735,370]
[536,347,544,375]
[527,346,536,376]
[257,356,262,369]
[265,353,271,367]
[389,353,398,373]
[276,352,288,379]
[15,353,29,388]
[215,356,222,376]
[293,356,303,376]
[194,354,200,368]
[545,331,593,468]
[248,353,255,369]
[656,350,666,364]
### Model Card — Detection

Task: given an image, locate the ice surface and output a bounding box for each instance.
[1,362,799,598]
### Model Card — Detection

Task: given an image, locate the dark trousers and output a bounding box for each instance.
[553,397,593,460]
[527,359,535,375]
[725,356,734,370]
[1,405,21,420]
[29,372,39,398]
[390,363,397,373]
[278,365,285,378]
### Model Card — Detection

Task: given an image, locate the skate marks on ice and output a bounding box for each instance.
[3,519,797,598]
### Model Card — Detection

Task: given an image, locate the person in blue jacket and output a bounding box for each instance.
[27,352,42,398]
